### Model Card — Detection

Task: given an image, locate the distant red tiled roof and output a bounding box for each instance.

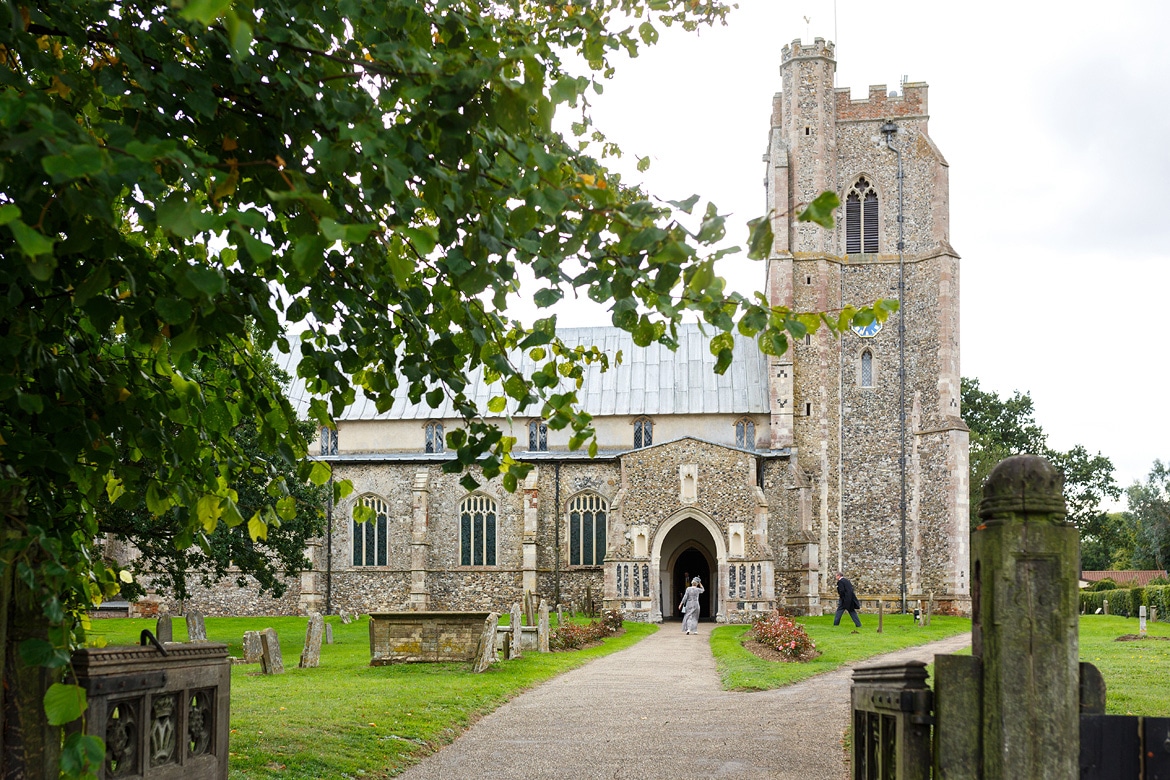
[1081,570,1169,587]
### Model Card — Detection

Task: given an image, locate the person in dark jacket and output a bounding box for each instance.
[834,572,862,627]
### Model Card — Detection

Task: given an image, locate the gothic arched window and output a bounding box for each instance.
[459,494,496,566]
[528,420,548,452]
[424,421,444,453]
[860,350,874,388]
[352,495,389,567]
[845,176,879,254]
[568,493,607,566]
[735,417,756,450]
[633,416,653,449]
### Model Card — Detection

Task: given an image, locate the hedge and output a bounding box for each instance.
[1080,585,1170,619]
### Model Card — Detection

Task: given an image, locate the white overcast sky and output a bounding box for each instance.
[513,0,1170,506]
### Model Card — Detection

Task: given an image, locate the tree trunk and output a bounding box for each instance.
[2,575,60,780]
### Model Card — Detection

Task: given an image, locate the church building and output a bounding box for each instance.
[189,39,970,620]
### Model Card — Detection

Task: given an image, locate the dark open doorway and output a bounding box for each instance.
[673,547,712,620]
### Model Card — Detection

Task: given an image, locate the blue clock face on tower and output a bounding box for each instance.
[851,320,882,338]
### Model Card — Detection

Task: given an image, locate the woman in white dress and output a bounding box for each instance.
[679,577,704,635]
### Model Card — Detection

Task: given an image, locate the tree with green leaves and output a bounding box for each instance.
[1126,460,1170,571]
[961,378,1119,562]
[0,0,892,773]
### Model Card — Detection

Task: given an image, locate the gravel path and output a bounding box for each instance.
[395,624,971,779]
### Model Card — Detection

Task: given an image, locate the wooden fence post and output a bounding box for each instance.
[969,454,1079,780]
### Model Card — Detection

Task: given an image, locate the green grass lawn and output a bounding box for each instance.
[711,613,971,691]
[1078,614,1170,716]
[87,615,656,779]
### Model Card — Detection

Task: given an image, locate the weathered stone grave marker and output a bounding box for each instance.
[472,613,499,673]
[243,630,264,663]
[260,627,284,675]
[156,615,173,643]
[538,599,550,653]
[1103,599,1109,615]
[877,600,884,634]
[556,604,564,629]
[341,613,352,625]
[299,613,324,668]
[186,610,207,641]
[1140,605,1148,637]
[325,622,334,645]
[1153,605,1159,624]
[509,603,523,659]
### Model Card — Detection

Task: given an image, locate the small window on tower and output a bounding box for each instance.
[861,350,874,388]
[633,417,653,449]
[805,126,811,136]
[424,421,444,453]
[805,402,812,417]
[806,275,812,285]
[528,420,548,452]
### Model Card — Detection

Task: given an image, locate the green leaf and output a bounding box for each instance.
[145,482,172,515]
[178,0,233,24]
[797,191,840,229]
[224,10,253,59]
[0,204,20,225]
[41,145,104,179]
[638,21,659,45]
[43,683,86,726]
[222,498,245,528]
[309,460,332,486]
[196,494,224,533]
[487,396,507,414]
[186,267,226,297]
[276,495,297,520]
[746,214,774,260]
[60,733,104,775]
[9,220,56,262]
[247,512,267,541]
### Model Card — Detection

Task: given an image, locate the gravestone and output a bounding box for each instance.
[1140,605,1148,637]
[1103,599,1109,615]
[186,611,207,642]
[260,628,284,675]
[243,630,263,663]
[509,603,523,659]
[341,613,352,625]
[155,615,173,644]
[538,599,549,653]
[557,604,564,629]
[472,613,499,673]
[299,613,324,668]
[925,598,932,627]
[1153,606,1159,624]
[877,600,884,634]
[325,622,334,645]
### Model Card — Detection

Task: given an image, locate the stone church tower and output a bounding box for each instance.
[764,39,969,611]
[152,40,971,621]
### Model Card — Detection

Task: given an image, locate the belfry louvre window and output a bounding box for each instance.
[353,496,389,567]
[845,176,879,254]
[528,420,548,451]
[460,494,496,566]
[568,493,607,566]
[424,421,444,453]
[735,417,756,450]
[633,416,653,449]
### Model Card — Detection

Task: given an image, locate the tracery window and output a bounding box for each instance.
[528,420,548,452]
[459,494,497,566]
[319,426,338,456]
[735,417,756,450]
[861,350,874,388]
[424,421,444,453]
[633,416,653,449]
[352,495,389,567]
[845,176,879,254]
[568,493,607,566]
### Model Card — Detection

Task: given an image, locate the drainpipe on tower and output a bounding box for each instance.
[881,118,908,616]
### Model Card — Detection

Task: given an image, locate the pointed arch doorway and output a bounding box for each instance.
[652,511,726,623]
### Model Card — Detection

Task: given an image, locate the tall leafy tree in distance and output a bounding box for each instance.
[0,0,895,772]
[1126,461,1170,571]
[961,378,1120,567]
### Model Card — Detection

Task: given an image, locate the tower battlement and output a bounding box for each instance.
[834,82,928,121]
[780,37,835,63]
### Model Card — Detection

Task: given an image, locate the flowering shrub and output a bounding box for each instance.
[750,611,816,660]
[550,610,624,650]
